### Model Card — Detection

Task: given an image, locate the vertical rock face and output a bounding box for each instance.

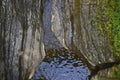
[42,0,68,49]
[68,0,114,64]
[42,0,114,64]
[42,0,116,78]
[0,0,45,80]
[0,0,117,80]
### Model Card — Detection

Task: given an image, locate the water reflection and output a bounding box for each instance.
[32,49,90,80]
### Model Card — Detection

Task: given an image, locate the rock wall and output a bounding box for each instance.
[0,0,45,80]
[0,0,116,80]
[42,0,115,64]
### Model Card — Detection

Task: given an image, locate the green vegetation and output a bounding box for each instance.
[106,0,120,78]
[106,0,120,55]
[112,0,120,55]
[94,0,120,78]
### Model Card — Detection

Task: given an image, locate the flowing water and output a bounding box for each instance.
[32,49,90,80]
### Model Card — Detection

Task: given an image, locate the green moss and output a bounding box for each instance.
[106,0,120,78]
[105,0,120,54]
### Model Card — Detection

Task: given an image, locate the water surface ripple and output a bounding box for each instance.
[32,49,90,80]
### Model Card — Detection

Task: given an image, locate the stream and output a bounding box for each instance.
[32,49,90,80]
